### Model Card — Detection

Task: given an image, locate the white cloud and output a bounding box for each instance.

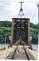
[0,0,38,24]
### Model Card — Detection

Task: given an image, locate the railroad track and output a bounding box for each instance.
[6,46,30,60]
[6,46,18,59]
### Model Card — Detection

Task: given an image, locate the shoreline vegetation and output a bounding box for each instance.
[0,21,38,44]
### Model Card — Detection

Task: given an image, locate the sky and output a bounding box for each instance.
[0,0,39,24]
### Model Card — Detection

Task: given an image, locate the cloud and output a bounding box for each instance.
[0,0,38,24]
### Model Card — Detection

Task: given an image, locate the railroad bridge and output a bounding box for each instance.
[0,2,38,60]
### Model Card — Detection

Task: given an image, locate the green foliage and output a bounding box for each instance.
[31,28,38,34]
[0,21,38,44]
[0,21,11,27]
[0,27,11,35]
[31,27,38,44]
[30,22,38,29]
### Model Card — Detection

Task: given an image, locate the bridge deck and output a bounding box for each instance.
[0,45,38,60]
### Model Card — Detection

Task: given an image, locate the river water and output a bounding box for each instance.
[31,44,38,51]
[0,44,38,51]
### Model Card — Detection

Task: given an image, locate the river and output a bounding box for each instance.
[31,44,38,51]
[0,44,38,51]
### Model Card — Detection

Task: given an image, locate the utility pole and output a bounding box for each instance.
[37,3,39,44]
